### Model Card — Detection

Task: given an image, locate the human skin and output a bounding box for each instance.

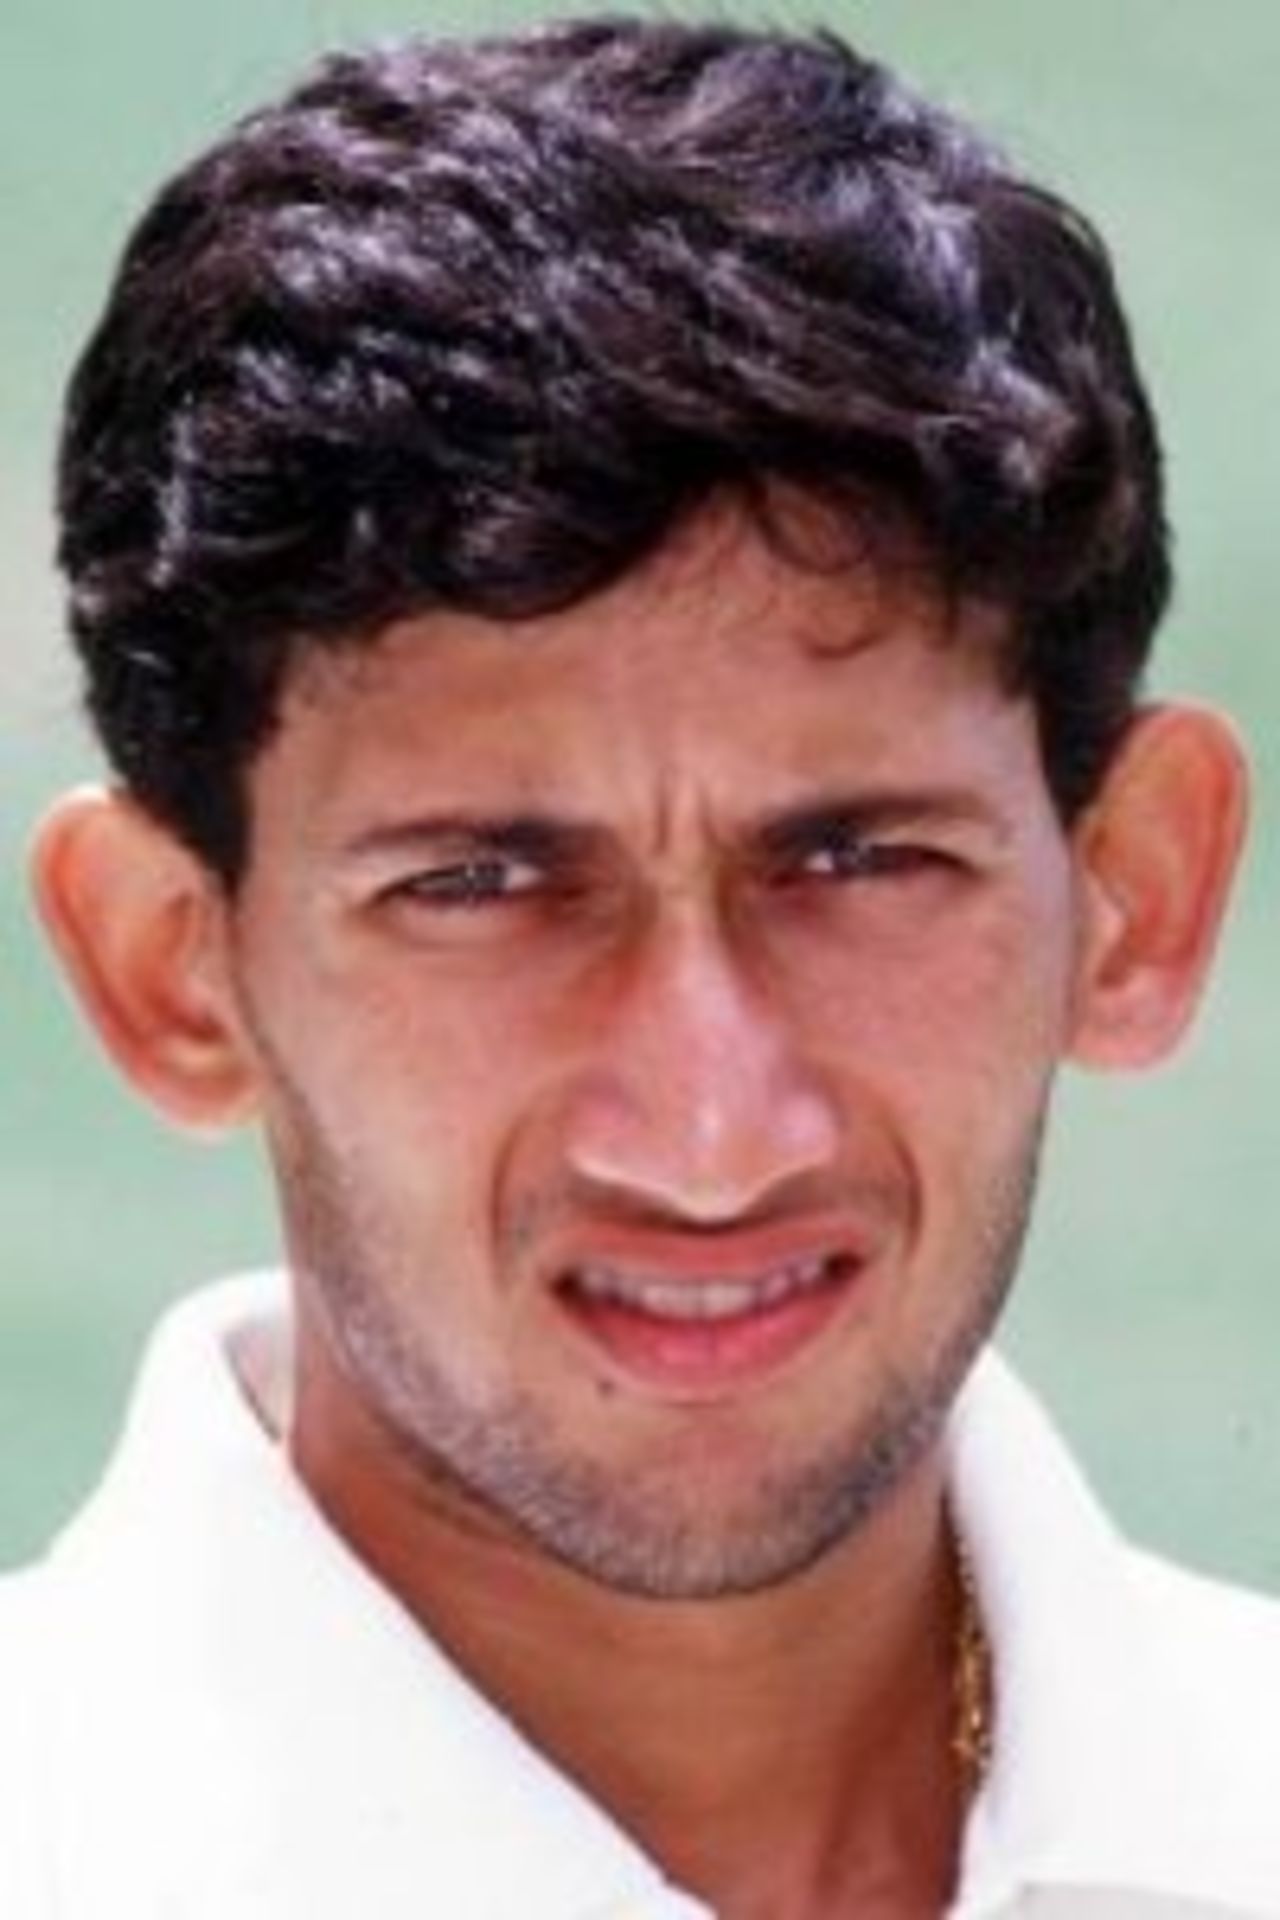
[34,500,1246,1916]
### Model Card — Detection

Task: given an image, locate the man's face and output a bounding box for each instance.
[225,506,1088,1598]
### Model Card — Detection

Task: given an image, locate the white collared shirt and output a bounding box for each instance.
[2,1273,1278,1918]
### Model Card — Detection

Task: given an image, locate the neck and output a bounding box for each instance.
[286,1367,969,1918]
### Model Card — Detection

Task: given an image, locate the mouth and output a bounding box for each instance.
[554,1247,864,1396]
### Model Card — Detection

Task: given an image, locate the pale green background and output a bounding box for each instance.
[2,1,1278,1583]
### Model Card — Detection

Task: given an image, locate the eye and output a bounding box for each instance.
[792,834,953,884]
[385,854,545,909]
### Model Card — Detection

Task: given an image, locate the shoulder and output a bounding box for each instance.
[0,1563,57,1755]
[0,1566,61,1914]
[1118,1544,1280,1890]
[1126,1544,1280,1719]
[954,1357,1280,1905]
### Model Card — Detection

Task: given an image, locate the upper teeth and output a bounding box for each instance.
[570,1256,832,1322]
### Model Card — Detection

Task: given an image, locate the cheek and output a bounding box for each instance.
[244,956,526,1265]
[257,1003,528,1389]
[794,897,1073,1060]
[775,882,1077,1189]
[245,903,545,1127]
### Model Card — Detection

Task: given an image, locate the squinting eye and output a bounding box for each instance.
[799,839,947,881]
[388,856,543,908]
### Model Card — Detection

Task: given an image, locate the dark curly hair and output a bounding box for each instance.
[57,14,1169,882]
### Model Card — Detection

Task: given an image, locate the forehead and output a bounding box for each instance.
[264,504,1024,821]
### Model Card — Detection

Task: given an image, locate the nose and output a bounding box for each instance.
[562,906,841,1223]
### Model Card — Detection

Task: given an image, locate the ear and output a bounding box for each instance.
[30,786,260,1131]
[1067,704,1248,1071]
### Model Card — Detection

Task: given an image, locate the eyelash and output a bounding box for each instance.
[383,836,953,916]
[782,838,953,885]
[387,857,545,908]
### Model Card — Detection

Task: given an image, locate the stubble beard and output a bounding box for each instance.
[279,1102,1043,1603]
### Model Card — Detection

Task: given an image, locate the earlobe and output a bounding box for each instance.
[1068,705,1249,1072]
[30,786,260,1131]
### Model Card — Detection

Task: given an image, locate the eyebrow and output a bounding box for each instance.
[756,791,1009,861]
[338,812,604,866]
[337,788,1007,867]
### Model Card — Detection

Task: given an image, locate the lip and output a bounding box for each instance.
[545,1216,876,1400]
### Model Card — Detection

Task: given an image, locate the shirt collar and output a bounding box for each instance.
[49,1274,704,1920]
[948,1356,1280,1917]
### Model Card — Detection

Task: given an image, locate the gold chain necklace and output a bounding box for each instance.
[951,1536,993,1797]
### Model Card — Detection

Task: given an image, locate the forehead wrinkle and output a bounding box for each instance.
[258,501,1017,865]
